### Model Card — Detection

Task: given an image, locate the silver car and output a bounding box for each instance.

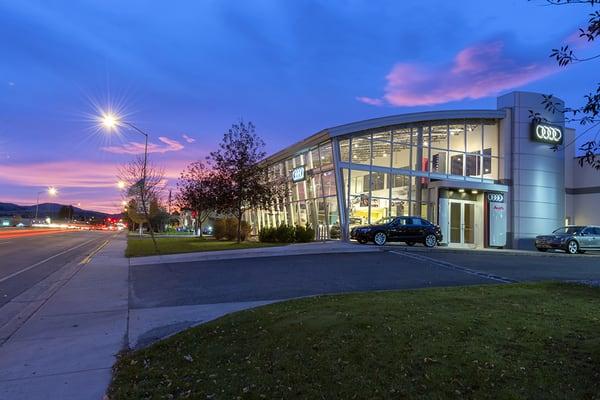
[535,226,600,254]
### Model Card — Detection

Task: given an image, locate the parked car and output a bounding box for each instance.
[535,226,600,254]
[350,216,442,247]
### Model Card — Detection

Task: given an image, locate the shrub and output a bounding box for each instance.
[275,224,296,243]
[214,217,253,241]
[259,226,276,243]
[329,224,341,239]
[259,223,315,243]
[213,218,227,240]
[295,224,315,243]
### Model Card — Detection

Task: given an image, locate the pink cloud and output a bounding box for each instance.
[0,159,191,213]
[355,96,384,106]
[182,134,195,143]
[101,136,184,155]
[358,41,558,107]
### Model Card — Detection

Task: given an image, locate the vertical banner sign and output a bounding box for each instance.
[487,193,506,247]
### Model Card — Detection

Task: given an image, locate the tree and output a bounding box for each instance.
[209,121,287,243]
[539,0,600,168]
[176,161,219,237]
[119,157,165,252]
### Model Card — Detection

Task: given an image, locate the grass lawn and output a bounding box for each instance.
[125,236,285,257]
[109,282,600,399]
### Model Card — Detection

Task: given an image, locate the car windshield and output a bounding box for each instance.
[375,217,396,225]
[552,226,584,234]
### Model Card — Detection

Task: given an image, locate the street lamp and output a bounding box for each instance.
[99,112,151,238]
[99,112,149,180]
[35,187,58,222]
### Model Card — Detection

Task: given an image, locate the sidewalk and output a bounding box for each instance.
[130,240,379,266]
[0,235,128,400]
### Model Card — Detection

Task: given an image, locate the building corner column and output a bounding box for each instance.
[331,137,349,241]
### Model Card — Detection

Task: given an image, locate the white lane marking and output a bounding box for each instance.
[389,250,518,284]
[0,237,99,283]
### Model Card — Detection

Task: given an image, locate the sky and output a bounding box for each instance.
[0,0,598,213]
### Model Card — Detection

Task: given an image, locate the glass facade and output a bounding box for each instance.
[340,119,500,229]
[249,140,340,239]
[251,118,502,240]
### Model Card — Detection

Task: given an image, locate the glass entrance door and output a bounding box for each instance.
[449,200,476,246]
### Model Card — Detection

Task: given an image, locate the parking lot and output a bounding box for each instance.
[130,244,600,310]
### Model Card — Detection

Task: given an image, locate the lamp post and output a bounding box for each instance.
[35,187,58,222]
[99,113,157,249]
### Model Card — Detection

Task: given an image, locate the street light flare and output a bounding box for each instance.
[100,112,120,130]
[48,187,58,196]
[117,180,126,189]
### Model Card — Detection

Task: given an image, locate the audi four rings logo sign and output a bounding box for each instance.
[531,123,563,145]
[292,166,305,182]
[487,193,504,203]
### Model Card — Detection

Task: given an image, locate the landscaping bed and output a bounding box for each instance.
[125,236,284,257]
[109,282,600,399]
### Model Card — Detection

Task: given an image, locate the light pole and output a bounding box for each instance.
[99,113,158,249]
[35,187,58,222]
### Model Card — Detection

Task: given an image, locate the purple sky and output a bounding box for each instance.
[0,1,597,212]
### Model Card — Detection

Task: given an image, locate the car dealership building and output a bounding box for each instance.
[248,91,600,249]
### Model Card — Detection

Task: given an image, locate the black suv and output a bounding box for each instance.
[350,216,443,247]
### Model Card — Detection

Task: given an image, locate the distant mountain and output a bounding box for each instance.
[0,202,120,219]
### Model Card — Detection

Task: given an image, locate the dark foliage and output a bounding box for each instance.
[542,0,600,168]
[210,121,288,242]
[258,224,314,243]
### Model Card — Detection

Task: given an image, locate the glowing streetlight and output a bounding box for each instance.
[117,180,126,190]
[35,186,58,221]
[121,200,128,206]
[100,113,119,130]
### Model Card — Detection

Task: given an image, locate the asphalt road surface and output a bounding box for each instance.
[131,246,600,309]
[0,230,113,308]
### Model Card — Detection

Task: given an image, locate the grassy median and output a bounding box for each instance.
[125,236,284,257]
[109,282,600,399]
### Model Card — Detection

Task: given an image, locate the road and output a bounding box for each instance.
[0,230,113,308]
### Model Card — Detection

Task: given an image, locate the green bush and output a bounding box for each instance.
[258,224,314,243]
[213,218,227,240]
[258,226,276,243]
[275,224,296,243]
[214,217,252,241]
[329,224,341,239]
[295,224,315,243]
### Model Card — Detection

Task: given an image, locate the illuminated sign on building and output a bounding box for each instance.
[292,166,305,182]
[531,123,563,145]
[487,193,504,203]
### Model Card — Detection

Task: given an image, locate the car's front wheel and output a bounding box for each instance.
[566,240,579,255]
[373,232,387,246]
[424,234,437,248]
